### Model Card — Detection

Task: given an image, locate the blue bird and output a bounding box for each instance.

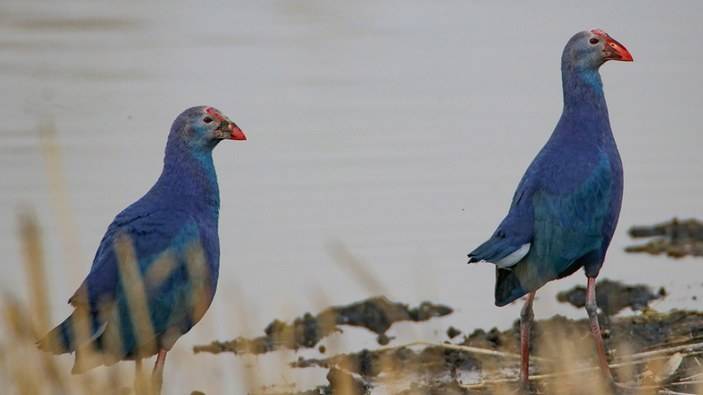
[467,29,632,387]
[38,106,246,391]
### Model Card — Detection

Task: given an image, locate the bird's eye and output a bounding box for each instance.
[203,116,213,124]
[589,38,599,45]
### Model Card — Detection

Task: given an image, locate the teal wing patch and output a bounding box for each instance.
[511,154,613,292]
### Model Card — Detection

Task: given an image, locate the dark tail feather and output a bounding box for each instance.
[494,268,528,307]
[71,345,115,374]
[37,311,106,355]
[37,313,78,354]
[39,310,126,374]
[468,235,522,265]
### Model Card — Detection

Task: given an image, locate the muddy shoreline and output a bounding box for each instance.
[194,281,703,395]
[626,218,703,258]
[193,297,453,355]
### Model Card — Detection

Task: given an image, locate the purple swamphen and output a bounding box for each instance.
[467,29,632,387]
[38,106,246,392]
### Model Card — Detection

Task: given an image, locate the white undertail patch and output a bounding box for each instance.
[494,243,531,268]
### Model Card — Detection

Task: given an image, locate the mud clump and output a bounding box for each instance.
[193,296,452,355]
[291,343,480,379]
[447,326,462,339]
[557,279,666,315]
[464,327,512,350]
[326,368,370,395]
[252,367,369,395]
[286,310,703,394]
[460,310,703,358]
[626,218,703,258]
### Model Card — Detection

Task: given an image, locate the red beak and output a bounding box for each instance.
[591,29,633,62]
[229,124,247,140]
[205,107,247,140]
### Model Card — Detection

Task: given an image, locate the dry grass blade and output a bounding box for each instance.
[656,353,684,383]
[459,355,684,389]
[184,241,212,326]
[622,342,703,362]
[18,212,72,393]
[326,241,386,296]
[38,118,84,281]
[114,234,156,359]
[18,211,51,333]
[384,340,548,361]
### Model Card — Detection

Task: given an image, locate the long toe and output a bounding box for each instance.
[511,380,533,395]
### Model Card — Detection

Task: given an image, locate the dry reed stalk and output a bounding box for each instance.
[38,119,84,286]
[114,234,156,359]
[18,211,51,333]
[459,354,674,389]
[326,241,387,296]
[657,390,697,395]
[227,285,261,394]
[18,212,69,393]
[620,342,703,362]
[382,340,547,362]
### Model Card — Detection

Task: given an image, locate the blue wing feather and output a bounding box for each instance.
[69,202,193,309]
[468,159,536,264]
[494,152,616,305]
[48,197,217,364]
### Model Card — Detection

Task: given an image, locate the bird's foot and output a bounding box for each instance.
[509,380,533,395]
[605,378,640,395]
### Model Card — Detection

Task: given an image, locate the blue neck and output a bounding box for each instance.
[561,63,607,114]
[558,64,611,139]
[153,135,220,217]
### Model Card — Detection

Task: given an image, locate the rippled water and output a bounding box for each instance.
[1,1,702,393]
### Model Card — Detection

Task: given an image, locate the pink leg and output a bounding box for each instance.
[520,292,536,387]
[151,349,168,394]
[585,277,614,383]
